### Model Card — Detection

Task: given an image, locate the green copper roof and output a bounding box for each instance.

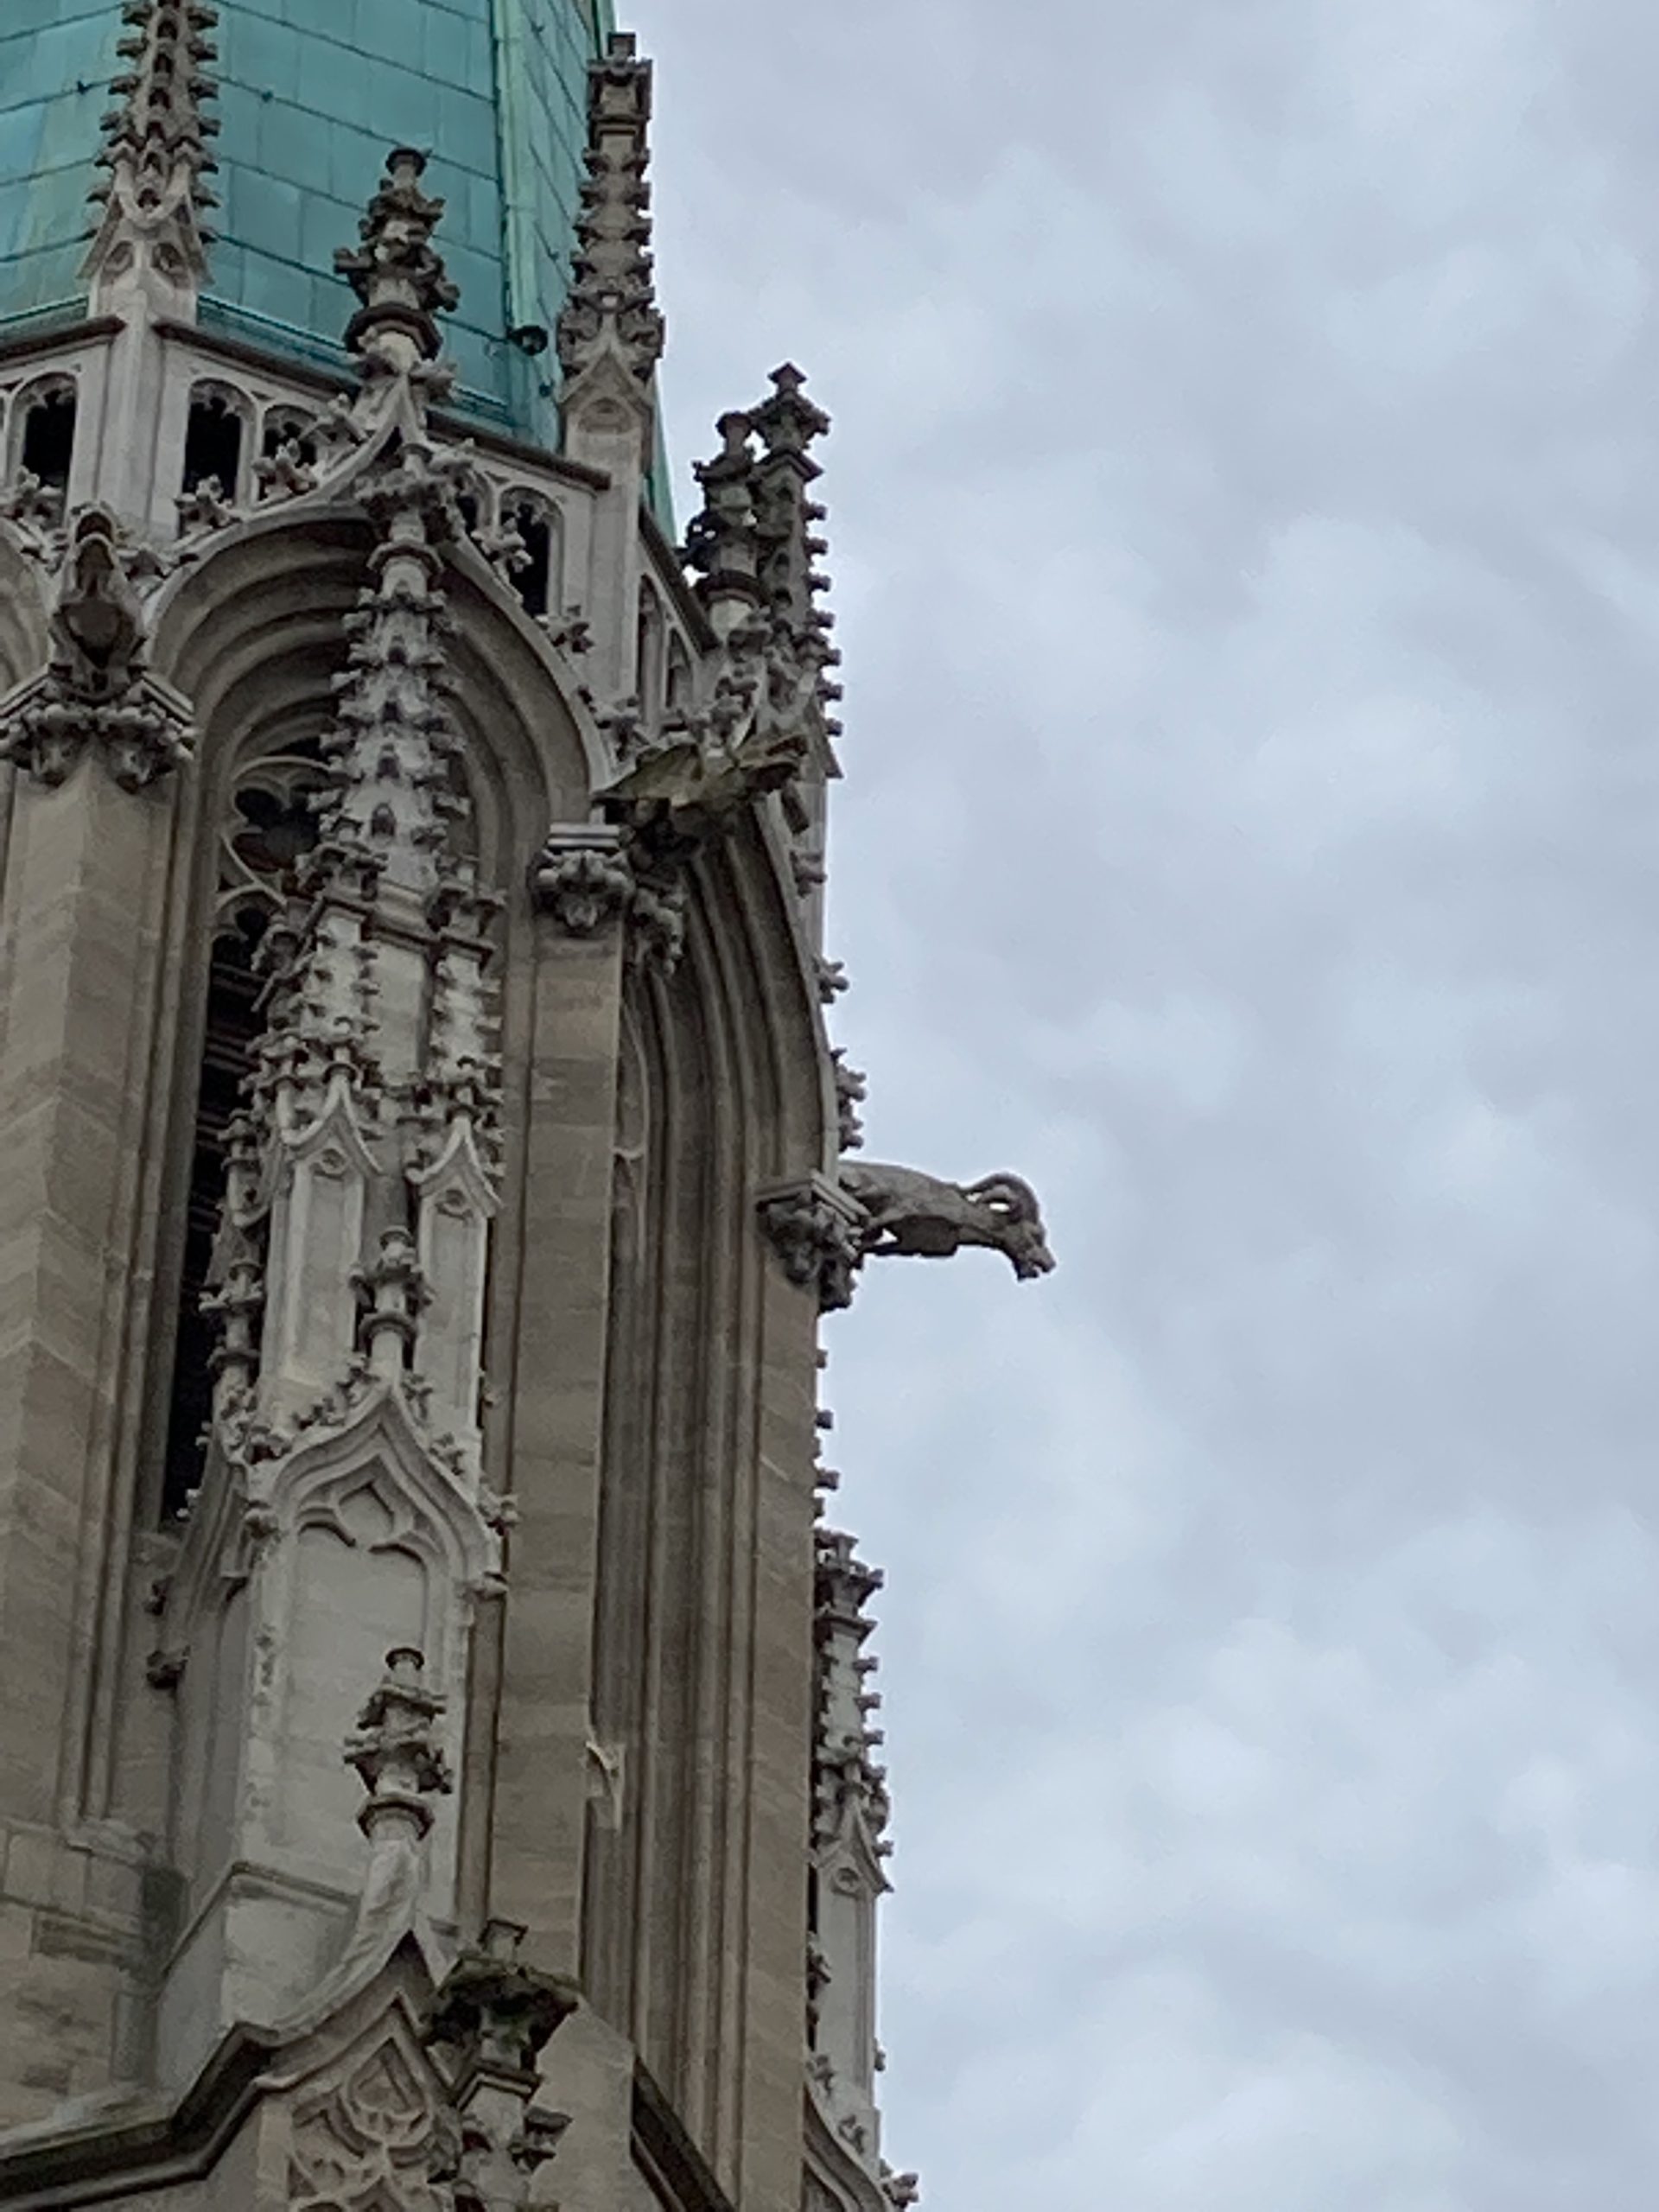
[1,0,617,444]
[0,3,119,325]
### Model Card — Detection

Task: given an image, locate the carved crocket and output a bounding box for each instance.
[838,1163,1056,1281]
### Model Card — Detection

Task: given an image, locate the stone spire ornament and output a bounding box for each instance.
[556,33,665,429]
[337,147,461,380]
[672,365,842,921]
[84,0,220,315]
[682,409,765,639]
[344,1645,454,1840]
[809,1528,894,2176]
[750,362,837,708]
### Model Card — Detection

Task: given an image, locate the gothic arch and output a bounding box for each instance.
[133,514,605,1529]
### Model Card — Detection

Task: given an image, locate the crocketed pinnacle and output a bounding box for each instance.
[556,33,666,397]
[812,1528,892,1852]
[336,147,461,374]
[750,363,842,741]
[749,364,830,629]
[682,410,764,619]
[311,448,469,902]
[85,0,220,296]
[680,365,843,751]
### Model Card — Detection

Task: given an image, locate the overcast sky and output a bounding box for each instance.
[626,3,1659,2205]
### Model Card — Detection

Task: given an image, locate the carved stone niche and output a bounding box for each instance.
[154,1383,504,2082]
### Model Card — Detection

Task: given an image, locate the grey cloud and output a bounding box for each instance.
[630,0,1659,2203]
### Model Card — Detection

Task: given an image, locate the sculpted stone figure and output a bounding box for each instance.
[50,506,148,698]
[839,1162,1056,1281]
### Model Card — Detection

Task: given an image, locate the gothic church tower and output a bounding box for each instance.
[0,9,1052,2210]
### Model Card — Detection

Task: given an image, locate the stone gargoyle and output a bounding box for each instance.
[599,698,805,858]
[839,1162,1055,1281]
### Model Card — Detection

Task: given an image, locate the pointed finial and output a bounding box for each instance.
[342,1646,453,1839]
[748,363,839,718]
[336,147,460,375]
[83,1,220,312]
[751,362,831,463]
[682,410,763,628]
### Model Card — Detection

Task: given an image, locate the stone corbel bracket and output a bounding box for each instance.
[529,820,687,975]
[761,1162,1056,1312]
[758,1172,864,1314]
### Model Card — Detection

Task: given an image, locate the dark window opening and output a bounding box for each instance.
[160,915,265,1520]
[183,391,245,499]
[161,772,321,1521]
[636,590,664,715]
[507,500,552,618]
[261,409,318,466]
[21,388,76,493]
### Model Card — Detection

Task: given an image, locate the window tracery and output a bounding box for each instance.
[162,743,327,1517]
[500,490,558,619]
[8,376,77,518]
[181,380,251,511]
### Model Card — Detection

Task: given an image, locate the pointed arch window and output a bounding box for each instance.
[636,581,664,718]
[501,491,559,620]
[10,377,77,515]
[181,381,251,510]
[160,745,326,1518]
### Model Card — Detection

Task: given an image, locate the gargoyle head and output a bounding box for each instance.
[963,1173,1058,1279]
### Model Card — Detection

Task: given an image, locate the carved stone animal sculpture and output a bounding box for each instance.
[839,1162,1056,1281]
